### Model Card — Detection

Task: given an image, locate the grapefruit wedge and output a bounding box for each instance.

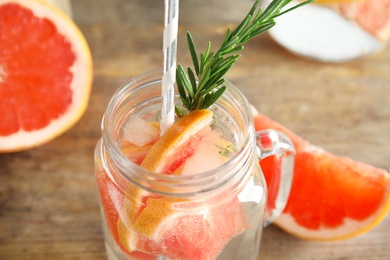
[252,108,390,241]
[114,110,247,259]
[0,0,93,152]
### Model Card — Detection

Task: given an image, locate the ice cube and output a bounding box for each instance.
[122,116,159,147]
[181,131,229,175]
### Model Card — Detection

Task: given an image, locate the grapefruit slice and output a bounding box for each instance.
[252,108,390,241]
[140,109,214,173]
[0,0,93,152]
[116,110,247,259]
[128,195,246,260]
[96,167,156,260]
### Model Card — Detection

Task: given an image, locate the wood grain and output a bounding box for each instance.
[1,0,389,259]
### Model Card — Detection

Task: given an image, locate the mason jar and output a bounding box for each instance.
[94,70,295,259]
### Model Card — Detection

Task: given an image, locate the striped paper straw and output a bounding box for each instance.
[160,0,179,135]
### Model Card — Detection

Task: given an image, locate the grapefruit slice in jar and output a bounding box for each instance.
[116,110,247,259]
[140,109,214,173]
[0,0,93,152]
[97,169,156,260]
[252,107,390,241]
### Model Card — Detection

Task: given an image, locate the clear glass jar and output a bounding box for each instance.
[94,70,295,259]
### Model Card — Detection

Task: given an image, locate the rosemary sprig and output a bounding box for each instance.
[175,0,314,116]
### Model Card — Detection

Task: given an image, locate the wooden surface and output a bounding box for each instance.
[1,0,390,259]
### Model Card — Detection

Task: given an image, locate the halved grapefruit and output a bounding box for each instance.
[252,108,390,241]
[0,0,93,152]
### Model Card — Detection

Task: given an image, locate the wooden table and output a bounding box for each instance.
[1,0,389,259]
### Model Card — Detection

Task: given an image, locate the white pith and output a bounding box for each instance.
[275,203,388,240]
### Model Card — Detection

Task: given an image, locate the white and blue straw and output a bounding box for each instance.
[160,0,179,135]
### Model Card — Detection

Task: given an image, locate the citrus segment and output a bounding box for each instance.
[252,108,390,240]
[96,169,127,254]
[97,170,155,260]
[0,0,93,152]
[153,197,246,260]
[120,194,246,259]
[132,197,187,238]
[117,185,151,252]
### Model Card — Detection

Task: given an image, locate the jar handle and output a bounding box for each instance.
[255,129,295,227]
